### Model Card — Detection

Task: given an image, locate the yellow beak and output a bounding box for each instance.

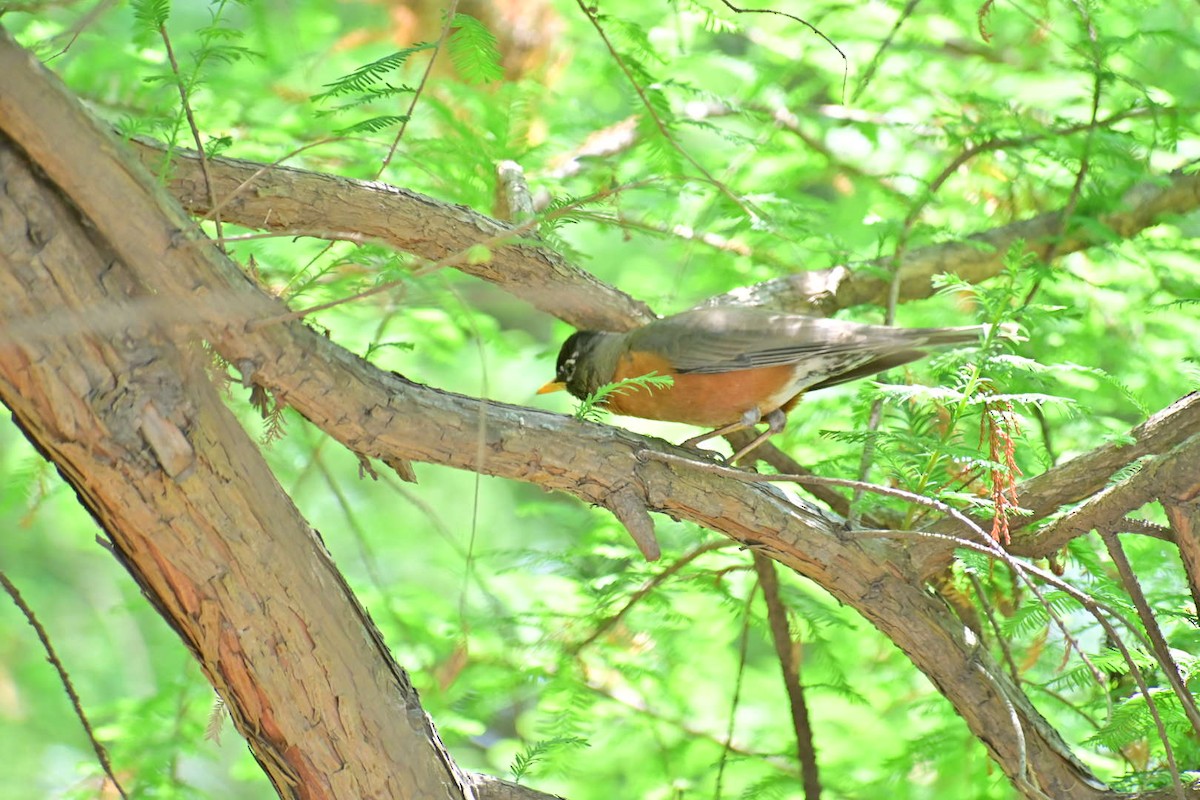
[537,381,567,395]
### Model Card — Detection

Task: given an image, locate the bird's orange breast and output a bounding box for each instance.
[604,350,800,427]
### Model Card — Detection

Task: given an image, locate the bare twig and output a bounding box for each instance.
[966,568,1023,685]
[377,0,461,176]
[723,431,854,518]
[576,0,762,221]
[1102,531,1200,736]
[157,24,224,253]
[715,580,760,799]
[752,553,821,800]
[0,570,128,799]
[973,662,1046,800]
[1118,518,1174,542]
[852,0,921,103]
[571,539,731,654]
[717,0,848,102]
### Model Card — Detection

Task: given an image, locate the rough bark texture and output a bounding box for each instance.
[3,27,1199,800]
[128,138,654,332]
[134,136,1200,326]
[699,173,1200,314]
[0,138,475,800]
[913,393,1200,577]
[0,33,562,800]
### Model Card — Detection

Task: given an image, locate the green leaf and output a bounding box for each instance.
[574,372,674,422]
[449,13,504,85]
[334,115,411,135]
[132,0,170,33]
[311,45,436,102]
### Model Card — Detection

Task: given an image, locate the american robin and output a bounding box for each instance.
[538,306,1002,462]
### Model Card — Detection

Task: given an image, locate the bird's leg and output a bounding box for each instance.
[729,408,788,465]
[679,408,762,452]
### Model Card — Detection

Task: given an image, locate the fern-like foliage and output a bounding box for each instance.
[573,373,674,422]
[311,46,433,102]
[509,735,590,782]
[334,115,412,135]
[132,0,170,34]
[311,46,432,134]
[448,13,504,85]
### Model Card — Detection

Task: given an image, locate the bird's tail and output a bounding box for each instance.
[920,321,1021,347]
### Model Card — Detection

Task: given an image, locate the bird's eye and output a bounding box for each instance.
[560,355,577,379]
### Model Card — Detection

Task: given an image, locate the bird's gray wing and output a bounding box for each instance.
[636,307,980,375]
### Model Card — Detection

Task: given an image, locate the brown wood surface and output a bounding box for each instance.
[2,25,1199,800]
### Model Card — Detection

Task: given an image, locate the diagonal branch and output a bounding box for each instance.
[6,28,1200,800]
[702,172,1200,315]
[127,138,653,332]
[913,393,1200,576]
[1025,432,1200,556]
[134,141,1200,333]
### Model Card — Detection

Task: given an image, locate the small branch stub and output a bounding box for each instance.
[607,486,660,561]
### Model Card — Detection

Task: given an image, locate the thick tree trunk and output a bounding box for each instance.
[2,26,1196,800]
[0,135,478,800]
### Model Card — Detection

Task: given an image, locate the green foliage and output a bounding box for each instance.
[448,14,504,85]
[310,46,430,134]
[573,372,675,422]
[131,0,170,34]
[5,0,1200,798]
[311,46,432,101]
[509,735,590,782]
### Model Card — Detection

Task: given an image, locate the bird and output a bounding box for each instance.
[538,306,1004,463]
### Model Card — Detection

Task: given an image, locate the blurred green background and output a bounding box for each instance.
[2,1,1199,798]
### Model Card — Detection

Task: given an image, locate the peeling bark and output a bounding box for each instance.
[2,27,1198,800]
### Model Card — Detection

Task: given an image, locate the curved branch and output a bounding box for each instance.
[6,28,1199,800]
[131,137,1200,333]
[913,393,1200,576]
[702,172,1200,315]
[127,138,654,332]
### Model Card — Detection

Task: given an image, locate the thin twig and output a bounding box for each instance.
[244,177,659,329]
[965,568,1022,685]
[851,0,921,103]
[642,451,1146,715]
[0,570,128,799]
[722,431,853,518]
[752,553,821,800]
[576,0,763,221]
[1102,531,1200,735]
[715,579,759,800]
[717,0,848,103]
[376,0,461,177]
[158,24,224,253]
[581,677,801,775]
[972,662,1047,799]
[204,136,358,223]
[1024,682,1102,730]
[1021,62,1104,307]
[1117,517,1174,542]
[571,539,732,654]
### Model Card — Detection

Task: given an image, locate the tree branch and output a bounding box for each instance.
[1028,433,1200,555]
[132,143,1200,333]
[914,393,1200,576]
[0,137,475,800]
[127,138,654,332]
[752,554,821,800]
[5,29,1198,800]
[701,173,1200,315]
